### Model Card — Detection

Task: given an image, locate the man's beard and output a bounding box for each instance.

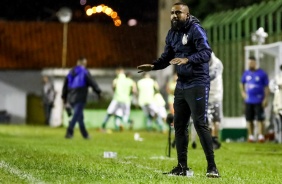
[171,19,186,31]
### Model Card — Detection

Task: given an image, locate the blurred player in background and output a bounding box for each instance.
[240,56,269,143]
[124,71,137,129]
[272,64,282,142]
[166,73,177,147]
[42,75,56,126]
[207,52,223,149]
[101,68,136,131]
[62,57,102,139]
[137,73,159,131]
[150,92,167,132]
[166,73,177,115]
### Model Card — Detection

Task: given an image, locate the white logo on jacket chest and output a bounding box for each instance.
[182,34,188,45]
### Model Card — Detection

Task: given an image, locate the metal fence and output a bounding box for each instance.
[202,0,282,116]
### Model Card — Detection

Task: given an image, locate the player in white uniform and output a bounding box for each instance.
[137,73,159,131]
[150,92,167,132]
[101,68,136,131]
[208,52,223,149]
[272,65,282,142]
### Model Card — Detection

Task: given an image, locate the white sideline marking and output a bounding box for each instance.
[124,156,138,159]
[0,161,45,184]
[149,156,175,160]
[120,160,163,173]
[120,156,175,173]
[124,155,175,160]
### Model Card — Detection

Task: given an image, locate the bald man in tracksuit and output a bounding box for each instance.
[137,2,219,178]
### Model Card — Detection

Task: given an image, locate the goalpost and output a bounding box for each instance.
[244,42,282,78]
[245,42,282,143]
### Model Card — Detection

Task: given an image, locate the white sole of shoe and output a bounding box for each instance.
[206,173,220,178]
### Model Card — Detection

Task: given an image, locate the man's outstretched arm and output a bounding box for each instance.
[136,64,154,73]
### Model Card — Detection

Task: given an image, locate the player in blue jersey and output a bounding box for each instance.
[240,56,269,143]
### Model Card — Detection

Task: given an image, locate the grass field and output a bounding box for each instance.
[0,125,281,184]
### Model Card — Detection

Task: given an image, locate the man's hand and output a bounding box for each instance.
[137,64,154,73]
[170,58,188,65]
[241,92,247,100]
[262,98,268,108]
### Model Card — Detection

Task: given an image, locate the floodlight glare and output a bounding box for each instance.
[57,7,72,23]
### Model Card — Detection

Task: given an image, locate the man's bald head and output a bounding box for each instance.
[173,2,189,14]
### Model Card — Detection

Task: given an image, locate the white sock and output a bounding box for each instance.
[248,135,254,140]
[258,134,265,140]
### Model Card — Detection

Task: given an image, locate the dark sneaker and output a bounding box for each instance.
[171,140,176,148]
[163,164,189,176]
[65,134,73,139]
[192,141,197,149]
[84,135,91,140]
[212,141,221,150]
[212,137,221,150]
[65,128,73,139]
[206,166,220,178]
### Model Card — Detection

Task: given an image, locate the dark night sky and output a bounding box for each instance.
[0,0,158,23]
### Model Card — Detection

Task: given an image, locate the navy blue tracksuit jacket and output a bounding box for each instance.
[152,16,212,89]
[62,65,101,104]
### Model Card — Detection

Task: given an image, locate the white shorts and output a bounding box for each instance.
[144,104,167,119]
[157,106,167,119]
[107,100,130,118]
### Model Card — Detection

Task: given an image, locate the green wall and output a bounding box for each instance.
[202,0,282,116]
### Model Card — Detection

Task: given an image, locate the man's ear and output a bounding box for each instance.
[186,13,190,19]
